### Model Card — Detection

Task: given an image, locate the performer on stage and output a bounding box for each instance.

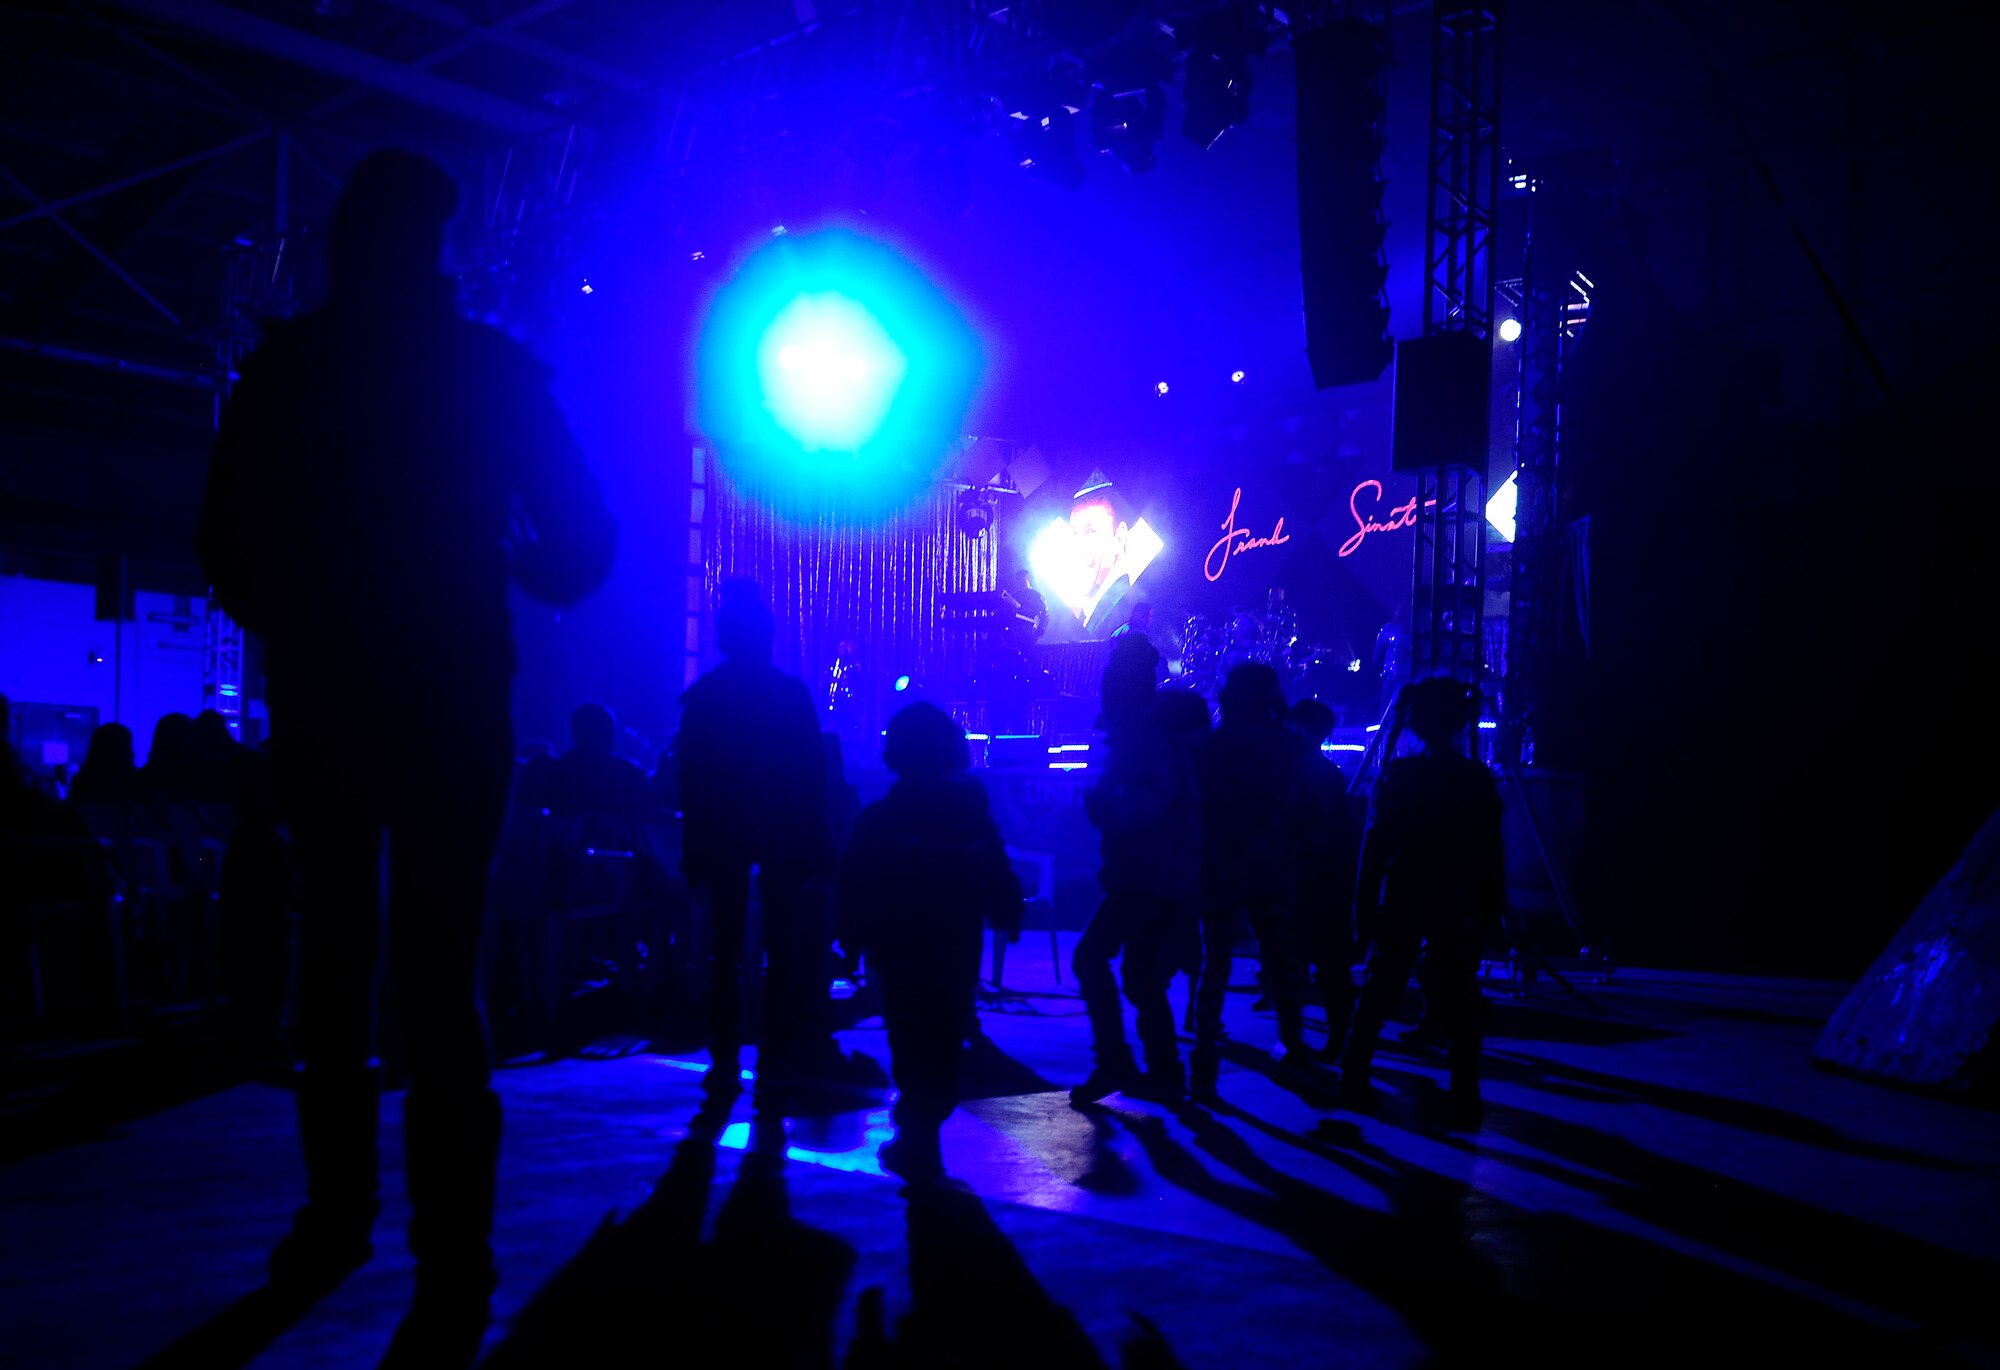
[1373,598,1410,719]
[1110,601,1155,644]
[1000,569,1050,647]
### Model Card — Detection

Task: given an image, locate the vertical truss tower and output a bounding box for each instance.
[1408,2,1503,706]
[1501,175,1580,762]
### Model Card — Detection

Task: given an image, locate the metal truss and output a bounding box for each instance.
[1408,2,1502,719]
[1421,3,1502,338]
[1496,163,1594,763]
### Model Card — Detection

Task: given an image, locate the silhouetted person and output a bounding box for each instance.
[1110,600,1154,642]
[1157,689,1214,1035]
[838,704,1021,1181]
[676,581,833,1108]
[1373,599,1410,720]
[517,740,558,812]
[2,724,103,925]
[69,723,142,806]
[999,568,1049,645]
[142,712,199,804]
[1288,697,1361,1059]
[650,740,678,816]
[546,702,653,819]
[1191,664,1321,1099]
[1071,635,1197,1106]
[198,147,615,1361]
[1336,677,1505,1126]
[190,708,239,804]
[822,733,861,858]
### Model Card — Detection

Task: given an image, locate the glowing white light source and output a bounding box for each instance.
[756,292,908,452]
[1486,469,1518,541]
[1027,510,1165,619]
[1497,317,1522,342]
[579,279,594,294]
[1155,381,1170,396]
[1230,369,1246,383]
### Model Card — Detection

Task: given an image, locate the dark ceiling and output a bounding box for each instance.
[4,0,1996,573]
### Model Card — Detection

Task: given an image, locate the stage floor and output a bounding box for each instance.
[3,942,1998,1368]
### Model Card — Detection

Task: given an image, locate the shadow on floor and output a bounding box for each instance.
[1103,1092,1958,1364]
[137,1284,332,1370]
[484,1101,853,1367]
[1478,1048,1972,1170]
[1365,1066,1996,1356]
[1481,1000,1676,1046]
[845,1181,1182,1370]
[959,1031,1062,1103]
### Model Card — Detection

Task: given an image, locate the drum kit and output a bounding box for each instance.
[1178,599,1343,699]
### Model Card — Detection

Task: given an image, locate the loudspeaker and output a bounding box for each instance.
[1392,331,1491,472]
[1295,20,1394,390]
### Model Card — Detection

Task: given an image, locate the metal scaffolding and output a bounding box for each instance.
[1408,2,1502,706]
[1500,187,1594,762]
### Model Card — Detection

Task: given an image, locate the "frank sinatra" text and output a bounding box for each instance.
[1205,487,1291,581]
[1339,480,1437,558]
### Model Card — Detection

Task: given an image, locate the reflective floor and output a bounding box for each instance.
[3,938,1997,1368]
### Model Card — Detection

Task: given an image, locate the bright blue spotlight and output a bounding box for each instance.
[893,674,912,692]
[697,229,981,516]
[757,293,908,453]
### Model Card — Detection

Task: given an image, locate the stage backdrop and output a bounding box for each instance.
[704,470,997,738]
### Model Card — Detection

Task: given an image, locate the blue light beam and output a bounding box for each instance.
[698,229,981,516]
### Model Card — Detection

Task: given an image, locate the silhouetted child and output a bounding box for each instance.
[1336,676,1505,1126]
[838,703,1021,1182]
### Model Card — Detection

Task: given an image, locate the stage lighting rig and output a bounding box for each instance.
[956,487,998,537]
[1091,42,1171,174]
[1006,67,1090,190]
[1177,6,1264,150]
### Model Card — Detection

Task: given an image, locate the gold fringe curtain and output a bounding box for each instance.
[705,473,997,736]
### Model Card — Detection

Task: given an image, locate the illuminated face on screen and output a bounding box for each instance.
[1069,498,1124,594]
[1029,490,1164,628]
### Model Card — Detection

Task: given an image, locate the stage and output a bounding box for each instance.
[3,948,1996,1368]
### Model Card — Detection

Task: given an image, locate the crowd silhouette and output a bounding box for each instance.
[0,149,1516,1368]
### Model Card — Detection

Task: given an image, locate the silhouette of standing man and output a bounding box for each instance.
[199,149,615,1363]
[1336,677,1504,1127]
[1070,635,1197,1105]
[677,580,833,1110]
